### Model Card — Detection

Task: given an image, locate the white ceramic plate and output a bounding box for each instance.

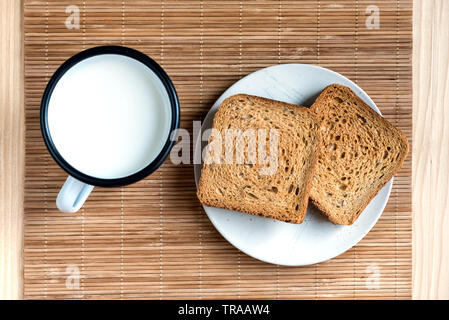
[193,64,392,266]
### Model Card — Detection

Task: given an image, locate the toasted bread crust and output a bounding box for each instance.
[309,84,409,225]
[197,94,321,224]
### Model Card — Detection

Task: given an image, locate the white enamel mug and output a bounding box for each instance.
[40,46,180,212]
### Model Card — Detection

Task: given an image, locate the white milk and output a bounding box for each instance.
[48,54,172,179]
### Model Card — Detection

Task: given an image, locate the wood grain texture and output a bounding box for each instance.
[413,0,449,300]
[0,0,24,300]
[22,0,412,299]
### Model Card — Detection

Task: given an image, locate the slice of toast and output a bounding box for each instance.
[197,94,321,224]
[310,84,409,225]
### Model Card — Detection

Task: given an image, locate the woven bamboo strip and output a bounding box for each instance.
[23,0,412,299]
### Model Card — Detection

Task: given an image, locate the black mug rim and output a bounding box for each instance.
[40,45,180,187]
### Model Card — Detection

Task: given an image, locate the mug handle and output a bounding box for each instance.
[56,176,94,213]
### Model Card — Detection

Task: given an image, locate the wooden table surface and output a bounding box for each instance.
[1,0,448,300]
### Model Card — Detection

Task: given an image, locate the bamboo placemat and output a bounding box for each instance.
[23,0,412,299]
